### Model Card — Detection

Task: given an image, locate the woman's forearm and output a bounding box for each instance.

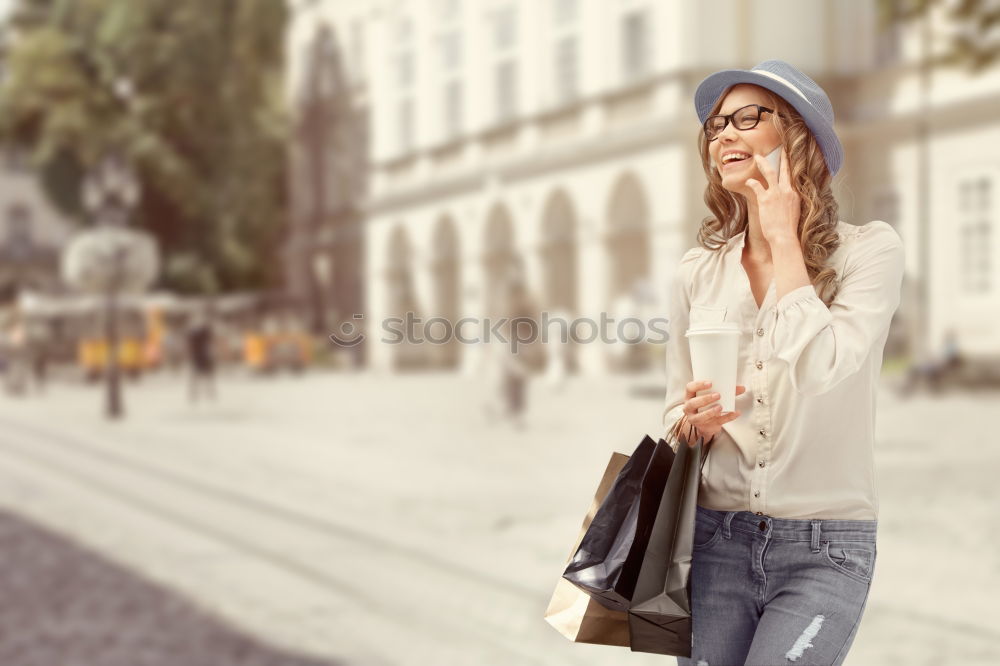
[770,236,812,304]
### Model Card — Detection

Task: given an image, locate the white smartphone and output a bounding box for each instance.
[764,144,782,181]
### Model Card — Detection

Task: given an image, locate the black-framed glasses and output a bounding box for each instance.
[703,104,779,141]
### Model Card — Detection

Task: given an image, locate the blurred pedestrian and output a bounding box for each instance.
[161,322,183,374]
[4,309,29,396]
[899,328,964,396]
[27,315,50,395]
[186,303,217,403]
[496,279,537,429]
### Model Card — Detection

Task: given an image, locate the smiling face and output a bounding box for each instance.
[707,84,783,197]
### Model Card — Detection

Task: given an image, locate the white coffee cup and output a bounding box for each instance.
[685,322,741,413]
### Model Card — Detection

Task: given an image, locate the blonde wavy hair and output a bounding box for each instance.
[696,85,841,306]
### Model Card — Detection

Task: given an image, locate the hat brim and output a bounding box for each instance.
[694,69,843,177]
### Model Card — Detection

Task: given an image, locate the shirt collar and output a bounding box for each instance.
[726,228,748,257]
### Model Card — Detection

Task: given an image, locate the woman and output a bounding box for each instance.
[661,60,905,665]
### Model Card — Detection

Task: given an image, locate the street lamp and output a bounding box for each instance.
[63,152,157,419]
[312,250,332,332]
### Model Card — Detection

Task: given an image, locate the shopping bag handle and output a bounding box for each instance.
[667,416,714,475]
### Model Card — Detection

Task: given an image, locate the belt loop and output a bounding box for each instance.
[723,511,736,539]
[810,520,821,553]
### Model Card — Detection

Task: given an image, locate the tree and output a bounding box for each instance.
[0,0,289,294]
[878,0,1000,72]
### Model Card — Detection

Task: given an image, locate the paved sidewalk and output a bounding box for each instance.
[0,508,340,666]
[0,369,996,665]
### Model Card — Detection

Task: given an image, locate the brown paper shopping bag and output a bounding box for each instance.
[543,450,631,646]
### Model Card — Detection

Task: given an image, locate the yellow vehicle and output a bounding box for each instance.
[78,336,146,381]
[243,329,312,373]
[76,304,165,381]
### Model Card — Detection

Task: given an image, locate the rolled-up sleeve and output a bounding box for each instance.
[769,220,905,396]
[661,249,701,447]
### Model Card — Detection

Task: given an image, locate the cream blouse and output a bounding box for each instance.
[661,219,905,520]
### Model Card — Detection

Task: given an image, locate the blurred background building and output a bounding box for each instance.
[286,18,367,361]
[0,144,73,301]
[287,0,1000,378]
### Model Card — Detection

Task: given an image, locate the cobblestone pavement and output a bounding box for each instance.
[0,368,997,665]
[0,507,339,666]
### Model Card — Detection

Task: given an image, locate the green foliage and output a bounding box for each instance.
[0,0,290,293]
[877,0,1000,73]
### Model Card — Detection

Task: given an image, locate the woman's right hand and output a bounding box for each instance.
[677,380,745,446]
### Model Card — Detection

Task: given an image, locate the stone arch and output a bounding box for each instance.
[605,171,651,302]
[538,189,580,375]
[480,203,522,321]
[385,224,424,370]
[429,215,461,369]
[538,189,578,314]
[604,172,653,372]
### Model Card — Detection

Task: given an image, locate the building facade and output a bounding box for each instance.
[286,0,1000,374]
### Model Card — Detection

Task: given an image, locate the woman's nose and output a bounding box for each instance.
[716,120,740,141]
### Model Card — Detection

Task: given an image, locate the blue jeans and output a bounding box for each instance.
[677,505,877,666]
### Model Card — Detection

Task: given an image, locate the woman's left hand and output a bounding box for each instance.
[745,146,801,247]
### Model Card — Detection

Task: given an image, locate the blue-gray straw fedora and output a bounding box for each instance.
[694,59,844,177]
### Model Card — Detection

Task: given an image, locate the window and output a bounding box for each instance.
[957,175,993,294]
[554,36,578,103]
[398,96,414,153]
[491,6,517,50]
[394,17,413,43]
[391,17,416,153]
[436,2,463,138]
[621,8,650,81]
[444,80,463,138]
[551,0,579,104]
[496,60,518,121]
[553,0,577,25]
[436,0,460,20]
[488,4,519,123]
[394,52,414,88]
[437,31,461,70]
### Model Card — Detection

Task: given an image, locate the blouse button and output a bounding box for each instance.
[754,491,760,497]
[756,396,764,404]
[755,360,763,370]
[759,429,767,437]
[759,460,766,468]
[756,328,764,336]
[756,512,763,516]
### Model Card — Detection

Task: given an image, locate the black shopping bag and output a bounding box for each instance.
[562,434,675,612]
[627,419,711,656]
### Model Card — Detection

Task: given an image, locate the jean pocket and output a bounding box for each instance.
[823,540,876,584]
[692,515,723,551]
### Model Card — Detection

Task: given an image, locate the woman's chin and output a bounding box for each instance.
[719,169,756,192]
[718,175,744,192]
